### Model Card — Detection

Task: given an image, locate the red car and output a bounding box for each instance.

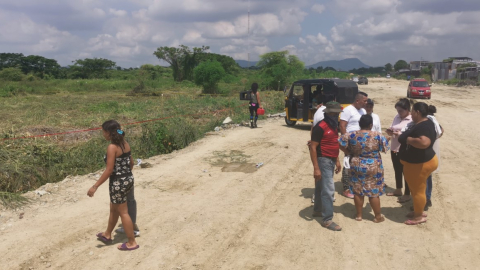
[407,79,431,99]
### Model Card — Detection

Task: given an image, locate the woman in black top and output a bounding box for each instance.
[398,102,438,225]
[87,120,139,250]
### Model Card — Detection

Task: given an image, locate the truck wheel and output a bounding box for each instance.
[285,117,297,126]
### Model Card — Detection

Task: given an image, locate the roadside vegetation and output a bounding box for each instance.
[0,45,394,202]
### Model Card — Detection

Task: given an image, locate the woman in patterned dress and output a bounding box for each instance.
[339,115,390,223]
[87,120,139,251]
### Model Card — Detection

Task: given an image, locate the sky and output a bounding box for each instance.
[1,0,480,68]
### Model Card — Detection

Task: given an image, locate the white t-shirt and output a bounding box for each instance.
[313,106,326,126]
[371,113,382,133]
[340,105,366,133]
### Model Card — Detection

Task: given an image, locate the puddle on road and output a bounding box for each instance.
[206,150,257,174]
[221,162,257,173]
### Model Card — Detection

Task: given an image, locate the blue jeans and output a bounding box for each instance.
[426,175,432,201]
[313,157,336,223]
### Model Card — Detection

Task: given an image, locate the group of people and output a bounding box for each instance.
[85,86,442,250]
[309,92,442,231]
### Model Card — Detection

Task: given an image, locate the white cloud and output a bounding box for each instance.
[311,4,325,14]
[182,30,205,43]
[305,33,329,45]
[92,8,106,17]
[109,8,127,17]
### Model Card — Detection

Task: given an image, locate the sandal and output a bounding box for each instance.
[404,218,427,225]
[96,232,113,244]
[386,192,402,197]
[373,214,385,223]
[321,221,342,231]
[406,212,427,218]
[355,216,362,221]
[118,242,140,251]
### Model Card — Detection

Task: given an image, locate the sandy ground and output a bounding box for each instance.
[1,78,479,270]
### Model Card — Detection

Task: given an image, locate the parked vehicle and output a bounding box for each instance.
[358,76,368,85]
[407,78,431,99]
[284,79,359,126]
[352,76,359,83]
[386,74,391,78]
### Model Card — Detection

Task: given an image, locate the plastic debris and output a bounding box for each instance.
[214,127,221,132]
[222,117,233,124]
[255,162,264,168]
[137,159,142,166]
[35,190,49,197]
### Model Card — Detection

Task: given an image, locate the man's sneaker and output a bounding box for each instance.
[115,227,140,237]
[343,190,354,199]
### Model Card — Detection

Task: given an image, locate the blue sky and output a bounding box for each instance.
[1,0,479,68]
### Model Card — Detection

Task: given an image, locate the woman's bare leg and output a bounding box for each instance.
[116,203,138,248]
[354,195,364,220]
[369,197,382,220]
[103,203,119,239]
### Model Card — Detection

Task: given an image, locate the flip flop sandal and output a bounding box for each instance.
[386,192,402,197]
[322,221,342,231]
[118,242,140,251]
[406,212,427,218]
[355,216,363,221]
[373,214,385,223]
[96,232,113,244]
[404,218,427,225]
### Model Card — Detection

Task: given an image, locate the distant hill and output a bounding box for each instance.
[235,60,258,68]
[307,58,370,71]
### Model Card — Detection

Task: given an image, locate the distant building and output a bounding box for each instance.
[409,61,432,71]
[432,57,478,81]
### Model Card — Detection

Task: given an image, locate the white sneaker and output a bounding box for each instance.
[115,227,140,237]
[311,194,315,203]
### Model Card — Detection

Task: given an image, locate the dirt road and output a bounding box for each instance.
[1,78,479,270]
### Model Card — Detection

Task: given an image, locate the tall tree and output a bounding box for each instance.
[257,51,305,90]
[0,53,24,70]
[394,60,408,71]
[153,45,209,82]
[385,63,393,72]
[21,55,61,78]
[196,53,239,75]
[70,58,116,79]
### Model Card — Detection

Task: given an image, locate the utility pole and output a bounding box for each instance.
[247,0,250,67]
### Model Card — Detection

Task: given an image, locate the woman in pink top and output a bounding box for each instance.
[385,98,413,203]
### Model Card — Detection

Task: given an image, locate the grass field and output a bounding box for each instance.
[0,76,285,196]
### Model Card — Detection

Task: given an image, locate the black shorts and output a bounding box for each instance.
[109,174,134,204]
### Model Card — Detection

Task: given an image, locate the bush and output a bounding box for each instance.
[194,60,226,94]
[0,68,24,81]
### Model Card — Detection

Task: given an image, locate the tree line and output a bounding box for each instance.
[1,47,411,94]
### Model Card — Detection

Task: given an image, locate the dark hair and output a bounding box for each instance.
[428,105,437,116]
[102,120,126,148]
[395,98,411,111]
[412,102,429,117]
[355,92,368,100]
[359,114,373,129]
[251,82,259,93]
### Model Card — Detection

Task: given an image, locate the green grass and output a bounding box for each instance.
[0,76,285,196]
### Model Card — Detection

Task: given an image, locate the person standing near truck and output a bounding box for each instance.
[249,83,262,128]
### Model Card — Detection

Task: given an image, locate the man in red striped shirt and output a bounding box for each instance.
[309,101,342,231]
